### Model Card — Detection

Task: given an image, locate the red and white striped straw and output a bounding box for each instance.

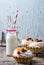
[13,10,19,29]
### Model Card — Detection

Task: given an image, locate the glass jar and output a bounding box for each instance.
[6,29,17,56]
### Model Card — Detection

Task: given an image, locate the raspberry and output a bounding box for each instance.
[27,38,32,41]
[21,48,24,52]
[37,40,42,42]
[21,48,27,52]
[17,51,21,54]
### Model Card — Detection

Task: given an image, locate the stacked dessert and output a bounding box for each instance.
[13,47,34,63]
[21,38,44,53]
[12,38,44,64]
[28,39,44,53]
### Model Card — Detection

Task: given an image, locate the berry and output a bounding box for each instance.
[17,51,21,54]
[36,39,38,41]
[37,40,42,42]
[27,38,32,41]
[21,48,25,52]
[40,40,42,42]
[21,48,27,52]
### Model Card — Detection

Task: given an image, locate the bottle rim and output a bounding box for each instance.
[6,29,16,32]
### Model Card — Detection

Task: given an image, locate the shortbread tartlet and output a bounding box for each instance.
[27,39,44,53]
[12,47,34,63]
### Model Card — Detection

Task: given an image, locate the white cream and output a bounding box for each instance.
[13,49,33,57]
[24,50,33,56]
[29,42,44,47]
[13,49,19,56]
[21,39,32,45]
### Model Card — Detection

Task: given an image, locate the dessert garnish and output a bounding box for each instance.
[16,47,21,51]
[17,47,28,55]
[33,39,38,42]
[21,48,26,52]
[26,38,32,41]
[33,39,42,42]
[17,51,21,55]
[37,40,42,42]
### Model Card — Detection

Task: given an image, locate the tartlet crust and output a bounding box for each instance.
[12,55,34,63]
[27,46,44,53]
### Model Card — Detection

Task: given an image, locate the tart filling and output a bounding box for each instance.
[21,38,33,46]
[29,42,44,47]
[13,47,33,57]
[28,40,44,53]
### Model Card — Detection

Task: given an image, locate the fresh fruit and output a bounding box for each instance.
[36,39,38,41]
[33,40,37,42]
[33,38,43,42]
[37,40,42,42]
[17,51,21,54]
[21,48,25,52]
[40,40,42,42]
[26,38,32,41]
[21,47,27,52]
[16,47,21,51]
[24,47,28,51]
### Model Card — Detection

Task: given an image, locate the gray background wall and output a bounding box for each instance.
[0,0,44,41]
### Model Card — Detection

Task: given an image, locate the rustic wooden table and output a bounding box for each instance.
[0,44,44,65]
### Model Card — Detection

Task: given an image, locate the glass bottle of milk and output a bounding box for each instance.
[6,29,17,56]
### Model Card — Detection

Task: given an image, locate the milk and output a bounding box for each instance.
[6,30,17,56]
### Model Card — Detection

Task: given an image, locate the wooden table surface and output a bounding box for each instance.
[0,45,44,65]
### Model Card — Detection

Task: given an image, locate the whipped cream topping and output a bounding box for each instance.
[21,39,32,45]
[13,49,19,56]
[29,42,44,47]
[13,49,33,57]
